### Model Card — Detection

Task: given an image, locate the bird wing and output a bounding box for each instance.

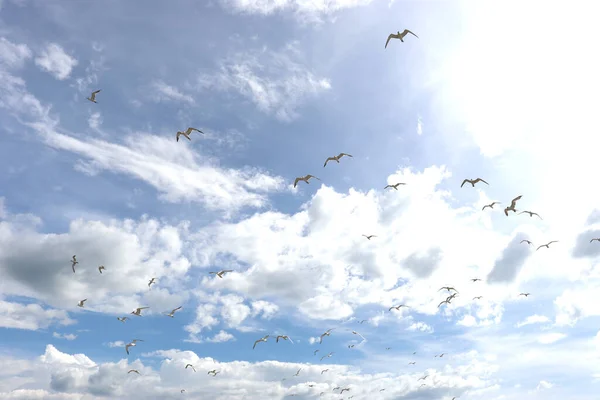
[385,34,396,48]
[293,177,301,187]
[337,153,353,158]
[510,195,523,208]
[476,178,489,185]
[186,127,203,135]
[222,270,233,273]
[548,240,558,245]
[307,175,320,180]
[403,28,418,38]
[172,306,182,313]
[324,157,336,167]
[460,179,470,187]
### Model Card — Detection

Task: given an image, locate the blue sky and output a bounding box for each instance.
[1,0,600,399]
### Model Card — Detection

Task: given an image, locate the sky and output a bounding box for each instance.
[1,0,600,399]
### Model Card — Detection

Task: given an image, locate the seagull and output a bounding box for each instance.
[348,344,355,348]
[176,127,203,142]
[471,278,482,282]
[127,369,140,374]
[165,306,182,318]
[362,234,377,240]
[125,342,136,355]
[294,368,302,376]
[385,29,418,48]
[313,349,319,355]
[323,152,353,167]
[418,375,429,381]
[209,270,233,278]
[131,307,149,316]
[420,383,426,388]
[185,364,196,372]
[408,361,416,365]
[438,299,452,308]
[519,210,542,219]
[445,292,458,302]
[253,335,269,349]
[504,195,523,216]
[385,347,391,350]
[98,265,105,274]
[276,335,293,343]
[77,299,87,307]
[321,369,329,374]
[388,304,409,311]
[181,389,185,393]
[207,369,218,376]
[333,386,341,391]
[590,238,600,243]
[308,384,316,388]
[340,388,351,394]
[438,286,458,293]
[359,319,367,324]
[293,174,320,188]
[520,239,533,245]
[320,352,334,361]
[70,255,78,273]
[519,292,530,297]
[148,278,156,288]
[380,389,386,392]
[482,201,501,210]
[384,183,406,190]
[461,178,489,188]
[351,330,366,340]
[319,329,335,343]
[473,296,483,300]
[87,90,101,103]
[117,317,129,322]
[435,353,446,358]
[536,241,558,251]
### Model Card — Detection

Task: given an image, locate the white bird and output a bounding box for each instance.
[293,174,320,188]
[77,299,87,308]
[209,270,233,278]
[320,352,334,361]
[351,330,366,340]
[319,329,335,344]
[253,335,269,349]
[70,255,78,273]
[117,317,129,322]
[461,178,488,188]
[385,29,418,48]
[323,152,353,167]
[504,195,523,216]
[362,234,377,240]
[87,89,101,103]
[125,342,136,355]
[127,369,140,374]
[98,265,106,274]
[148,278,156,288]
[165,306,182,318]
[131,307,149,316]
[388,304,408,311]
[208,369,218,376]
[185,364,196,372]
[482,201,500,211]
[276,335,293,343]
[384,182,406,190]
[176,127,203,142]
[519,210,542,219]
[536,241,558,251]
[321,369,329,374]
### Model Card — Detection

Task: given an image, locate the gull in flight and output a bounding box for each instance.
[418,375,429,381]
[590,238,600,243]
[293,174,320,188]
[348,344,355,348]
[471,278,482,282]
[438,298,452,308]
[519,292,530,297]
[321,369,329,374]
[323,152,353,167]
[445,292,458,302]
[87,89,101,103]
[185,364,196,372]
[420,384,426,388]
[362,234,377,240]
[77,299,87,308]
[148,278,156,288]
[333,387,340,391]
[127,369,140,374]
[408,361,416,365]
[131,307,149,316]
[435,353,446,358]
[208,369,218,376]
[176,127,203,142]
[520,239,533,245]
[70,255,78,273]
[461,178,488,188]
[385,29,418,48]
[319,329,335,343]
[386,347,391,350]
[131,339,144,344]
[473,296,483,300]
[181,390,185,393]
[519,210,542,219]
[117,317,129,323]
[294,368,302,376]
[536,241,558,251]
[253,335,269,349]
[209,270,233,278]
[340,388,351,394]
[165,306,182,318]
[313,349,319,355]
[125,342,136,355]
[504,195,523,216]
[276,335,294,343]
[359,319,367,324]
[384,183,406,190]
[320,352,334,361]
[98,265,106,274]
[351,330,366,340]
[438,286,458,293]
[482,201,500,210]
[388,304,409,311]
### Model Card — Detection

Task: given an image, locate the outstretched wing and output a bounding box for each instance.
[475,178,489,185]
[510,195,523,208]
[185,127,203,135]
[323,157,335,167]
[403,29,419,38]
[337,153,353,158]
[385,33,398,48]
[293,177,302,188]
[460,179,469,188]
[307,175,320,180]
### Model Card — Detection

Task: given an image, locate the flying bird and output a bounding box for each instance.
[340,388,351,394]
[473,296,483,300]
[294,368,302,376]
[359,319,367,324]
[319,329,335,343]
[384,183,406,190]
[207,369,218,376]
[471,278,482,282]
[385,29,418,48]
[436,353,446,358]
[362,234,377,240]
[209,270,233,278]
[181,389,185,393]
[185,364,196,372]
[388,304,409,311]
[276,335,293,343]
[418,375,429,381]
[165,306,182,318]
[519,210,542,219]
[408,361,416,365]
[77,299,87,308]
[348,344,355,348]
[520,239,533,245]
[131,307,149,316]
[320,352,334,361]
[70,255,78,273]
[333,387,340,391]
[438,286,458,293]
[385,347,391,350]
[351,330,366,340]
[148,278,156,288]
[117,317,129,322]
[482,201,500,210]
[590,238,600,243]
[313,349,319,355]
[98,265,105,274]
[87,89,101,103]
[461,178,488,188]
[253,335,269,349]
[127,369,140,374]
[321,369,329,374]
[519,292,530,297]
[323,152,353,167]
[445,292,458,302]
[438,299,452,308]
[293,174,320,188]
[504,195,523,216]
[176,127,203,142]
[536,241,558,251]
[125,342,136,355]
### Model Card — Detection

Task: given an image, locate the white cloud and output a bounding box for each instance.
[87,112,102,129]
[536,380,553,390]
[206,330,235,343]
[149,80,194,104]
[0,300,75,330]
[416,115,423,135]
[0,37,31,69]
[537,333,567,345]
[197,43,331,121]
[34,43,78,80]
[406,321,433,333]
[515,314,550,328]
[52,332,77,341]
[107,341,126,348]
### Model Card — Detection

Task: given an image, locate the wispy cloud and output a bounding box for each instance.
[34,43,78,80]
[515,314,550,328]
[149,80,195,104]
[52,332,77,341]
[87,111,102,129]
[0,37,31,69]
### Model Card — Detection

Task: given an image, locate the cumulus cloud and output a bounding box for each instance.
[34,43,78,80]
[0,299,75,330]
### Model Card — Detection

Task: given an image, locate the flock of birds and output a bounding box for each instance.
[62,25,600,400]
